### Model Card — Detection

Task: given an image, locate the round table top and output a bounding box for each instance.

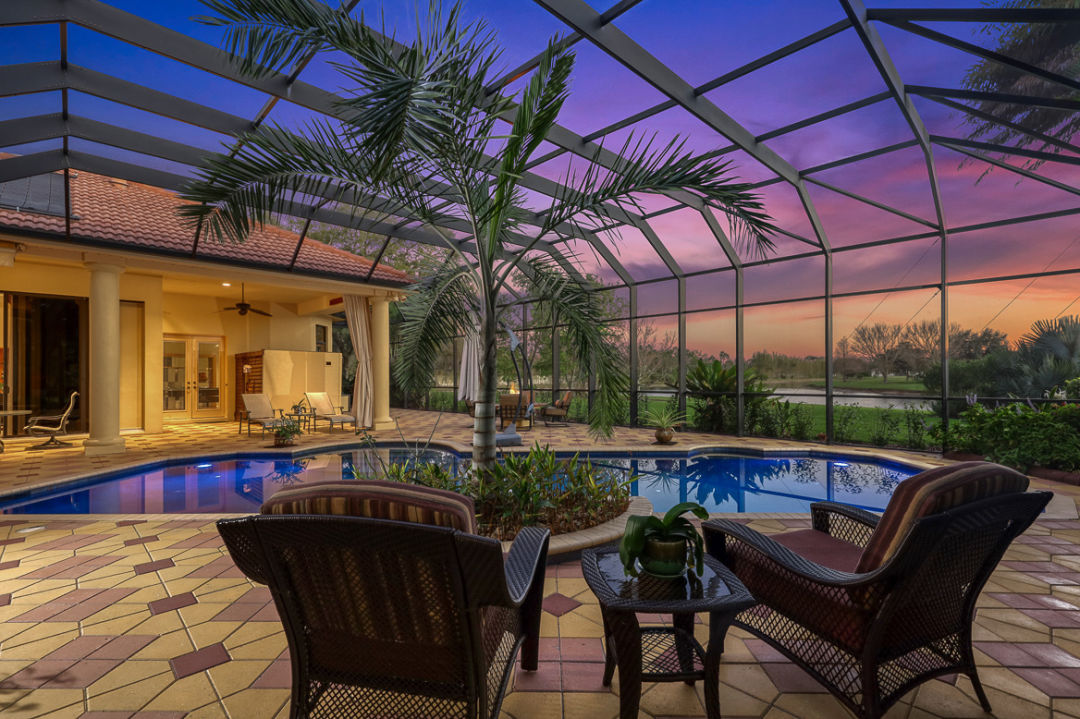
[0,409,32,416]
[582,545,755,614]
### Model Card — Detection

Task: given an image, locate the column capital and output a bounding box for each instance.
[83,253,125,273]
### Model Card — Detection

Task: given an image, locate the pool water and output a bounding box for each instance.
[0,448,916,515]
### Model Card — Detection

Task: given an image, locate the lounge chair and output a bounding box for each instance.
[218,480,549,719]
[304,391,357,433]
[542,390,572,426]
[239,393,286,437]
[24,391,78,449]
[703,461,1052,719]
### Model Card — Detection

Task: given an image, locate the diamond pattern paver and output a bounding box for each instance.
[0,412,1076,716]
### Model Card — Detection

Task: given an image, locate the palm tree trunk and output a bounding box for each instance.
[472,317,499,472]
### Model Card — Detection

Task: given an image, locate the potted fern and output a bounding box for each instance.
[641,404,687,445]
[619,502,709,578]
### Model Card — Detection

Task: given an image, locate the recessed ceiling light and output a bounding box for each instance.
[222,282,232,287]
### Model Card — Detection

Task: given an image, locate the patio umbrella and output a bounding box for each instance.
[458,325,481,402]
[344,295,374,428]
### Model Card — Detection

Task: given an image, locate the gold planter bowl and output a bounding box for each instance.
[655,427,675,444]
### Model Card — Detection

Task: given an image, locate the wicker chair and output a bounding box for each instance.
[217,480,550,719]
[703,462,1051,719]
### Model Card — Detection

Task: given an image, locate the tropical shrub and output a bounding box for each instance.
[686,359,773,433]
[359,443,631,540]
[949,402,1080,472]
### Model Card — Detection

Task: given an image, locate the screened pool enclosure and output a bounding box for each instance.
[1,1,1078,447]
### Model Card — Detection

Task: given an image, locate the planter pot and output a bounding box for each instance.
[273,436,296,448]
[654,427,675,444]
[640,536,687,578]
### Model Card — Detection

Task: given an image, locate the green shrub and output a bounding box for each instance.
[903,406,930,450]
[833,403,860,443]
[868,405,900,446]
[686,359,772,434]
[950,402,1080,472]
[790,404,814,441]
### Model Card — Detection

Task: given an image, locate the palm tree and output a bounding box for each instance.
[178,0,777,471]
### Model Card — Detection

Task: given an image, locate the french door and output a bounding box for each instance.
[163,336,225,421]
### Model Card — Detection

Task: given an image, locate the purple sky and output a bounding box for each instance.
[1,0,1077,354]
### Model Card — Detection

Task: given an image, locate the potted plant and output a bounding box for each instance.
[273,420,302,448]
[619,502,710,578]
[641,404,687,445]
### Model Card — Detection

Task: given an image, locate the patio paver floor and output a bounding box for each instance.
[0,411,1078,717]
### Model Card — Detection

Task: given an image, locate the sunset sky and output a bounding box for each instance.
[2,0,1077,357]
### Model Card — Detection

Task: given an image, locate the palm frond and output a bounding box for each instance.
[177,120,394,243]
[486,38,574,251]
[542,133,778,259]
[198,0,365,78]
[521,256,628,439]
[394,263,478,396]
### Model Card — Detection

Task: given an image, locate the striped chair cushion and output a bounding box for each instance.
[856,461,1029,573]
[260,479,478,534]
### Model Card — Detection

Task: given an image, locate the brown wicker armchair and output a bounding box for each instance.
[703,462,1051,719]
[542,391,573,427]
[217,481,550,719]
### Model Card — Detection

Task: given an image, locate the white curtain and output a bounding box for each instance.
[458,325,481,402]
[345,295,374,428]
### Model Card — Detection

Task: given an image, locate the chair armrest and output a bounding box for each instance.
[27,414,64,424]
[504,526,550,606]
[704,519,882,588]
[810,501,880,547]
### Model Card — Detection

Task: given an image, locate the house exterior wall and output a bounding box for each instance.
[2,255,349,435]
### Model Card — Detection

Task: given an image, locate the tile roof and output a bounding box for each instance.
[0,169,413,285]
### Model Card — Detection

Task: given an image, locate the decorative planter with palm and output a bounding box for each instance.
[181,0,776,472]
[641,404,688,445]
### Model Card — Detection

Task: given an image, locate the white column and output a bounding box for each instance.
[84,262,126,455]
[370,296,394,430]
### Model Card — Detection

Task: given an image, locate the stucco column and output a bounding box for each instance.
[370,296,394,430]
[84,262,127,455]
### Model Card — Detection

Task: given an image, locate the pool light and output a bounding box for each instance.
[196,463,213,469]
[834,462,850,467]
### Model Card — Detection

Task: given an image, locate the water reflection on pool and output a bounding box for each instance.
[0,448,916,515]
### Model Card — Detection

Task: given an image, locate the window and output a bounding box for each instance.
[315,324,328,352]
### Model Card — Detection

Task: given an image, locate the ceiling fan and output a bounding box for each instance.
[223,283,271,317]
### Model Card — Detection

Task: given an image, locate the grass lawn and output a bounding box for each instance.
[426,388,939,448]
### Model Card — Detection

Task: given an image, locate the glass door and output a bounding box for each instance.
[163,336,225,421]
[193,340,222,419]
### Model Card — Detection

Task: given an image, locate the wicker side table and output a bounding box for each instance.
[581,545,756,719]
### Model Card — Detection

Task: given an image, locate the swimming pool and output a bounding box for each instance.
[0,446,919,515]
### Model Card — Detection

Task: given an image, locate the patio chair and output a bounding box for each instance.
[703,461,1051,719]
[240,393,286,437]
[542,390,572,427]
[304,391,357,433]
[499,391,533,431]
[24,391,78,449]
[218,480,549,719]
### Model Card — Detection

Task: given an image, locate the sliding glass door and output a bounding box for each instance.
[1,292,88,436]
